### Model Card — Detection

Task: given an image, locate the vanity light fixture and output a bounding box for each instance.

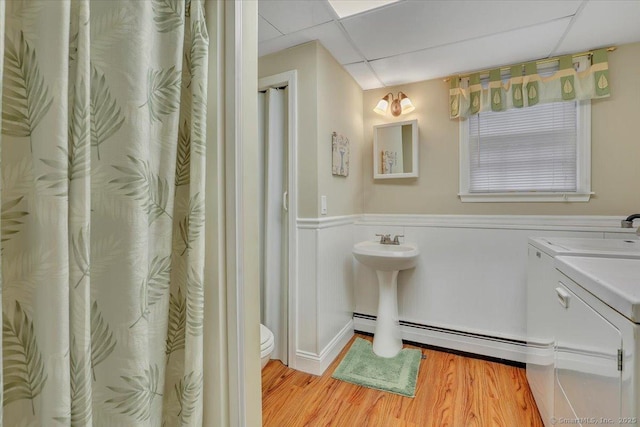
[373,93,393,115]
[398,92,415,114]
[373,92,415,116]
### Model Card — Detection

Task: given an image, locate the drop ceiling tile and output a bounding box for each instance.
[259,21,362,65]
[343,62,383,90]
[258,0,335,35]
[553,1,640,55]
[369,17,572,87]
[259,36,302,59]
[259,15,282,43]
[328,0,400,19]
[342,0,581,60]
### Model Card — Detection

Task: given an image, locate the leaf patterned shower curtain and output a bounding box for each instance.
[0,0,208,425]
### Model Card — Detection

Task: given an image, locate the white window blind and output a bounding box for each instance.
[468,101,578,193]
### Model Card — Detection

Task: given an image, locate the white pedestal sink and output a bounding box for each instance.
[353,240,419,358]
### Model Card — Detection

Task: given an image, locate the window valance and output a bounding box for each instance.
[449,48,610,119]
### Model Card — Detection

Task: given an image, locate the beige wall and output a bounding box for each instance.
[259,41,364,217]
[317,44,364,216]
[363,42,640,215]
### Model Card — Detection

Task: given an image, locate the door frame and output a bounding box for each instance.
[204,0,261,426]
[258,71,299,368]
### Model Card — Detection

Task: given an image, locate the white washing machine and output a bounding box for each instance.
[531,237,640,259]
[526,237,640,427]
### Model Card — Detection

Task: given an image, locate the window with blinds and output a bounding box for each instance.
[468,101,578,193]
[459,60,591,203]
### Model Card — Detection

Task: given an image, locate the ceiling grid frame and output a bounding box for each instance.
[259,0,640,89]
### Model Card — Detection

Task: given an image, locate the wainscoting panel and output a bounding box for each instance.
[294,214,631,371]
[293,216,357,374]
[354,215,633,356]
[354,222,602,343]
[296,228,318,355]
[317,223,355,352]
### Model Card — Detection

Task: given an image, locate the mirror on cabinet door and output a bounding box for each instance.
[373,119,418,179]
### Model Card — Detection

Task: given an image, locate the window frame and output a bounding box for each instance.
[458,100,592,203]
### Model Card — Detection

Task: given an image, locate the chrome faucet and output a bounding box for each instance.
[621,214,640,236]
[375,234,404,245]
[376,234,392,244]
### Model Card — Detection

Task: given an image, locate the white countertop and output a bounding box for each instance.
[530,237,640,258]
[555,256,640,323]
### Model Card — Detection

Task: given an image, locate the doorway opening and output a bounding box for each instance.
[258,71,298,367]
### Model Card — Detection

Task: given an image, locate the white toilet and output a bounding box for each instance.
[260,324,274,369]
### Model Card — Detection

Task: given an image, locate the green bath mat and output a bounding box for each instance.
[332,337,422,397]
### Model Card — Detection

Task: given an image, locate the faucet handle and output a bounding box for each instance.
[375,233,392,244]
[393,235,404,244]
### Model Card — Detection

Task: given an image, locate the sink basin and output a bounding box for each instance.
[353,240,419,271]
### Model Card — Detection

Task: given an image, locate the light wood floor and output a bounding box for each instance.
[262,334,544,427]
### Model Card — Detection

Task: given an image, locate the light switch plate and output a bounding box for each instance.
[321,195,327,215]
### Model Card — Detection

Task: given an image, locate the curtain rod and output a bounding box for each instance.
[444,46,616,82]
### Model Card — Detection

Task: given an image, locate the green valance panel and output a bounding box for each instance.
[449,48,611,119]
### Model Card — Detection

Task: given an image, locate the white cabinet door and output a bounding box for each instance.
[555,278,622,426]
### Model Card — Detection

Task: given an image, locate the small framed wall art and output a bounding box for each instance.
[332,132,349,177]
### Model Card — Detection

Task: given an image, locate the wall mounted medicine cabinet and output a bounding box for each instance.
[373,119,418,179]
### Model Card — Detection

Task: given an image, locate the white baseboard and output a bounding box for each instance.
[294,320,354,376]
[353,315,528,364]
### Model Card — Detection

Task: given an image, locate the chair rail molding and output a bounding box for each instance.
[358,214,633,232]
[297,214,361,229]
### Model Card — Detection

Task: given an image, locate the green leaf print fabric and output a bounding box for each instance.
[0,0,209,425]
